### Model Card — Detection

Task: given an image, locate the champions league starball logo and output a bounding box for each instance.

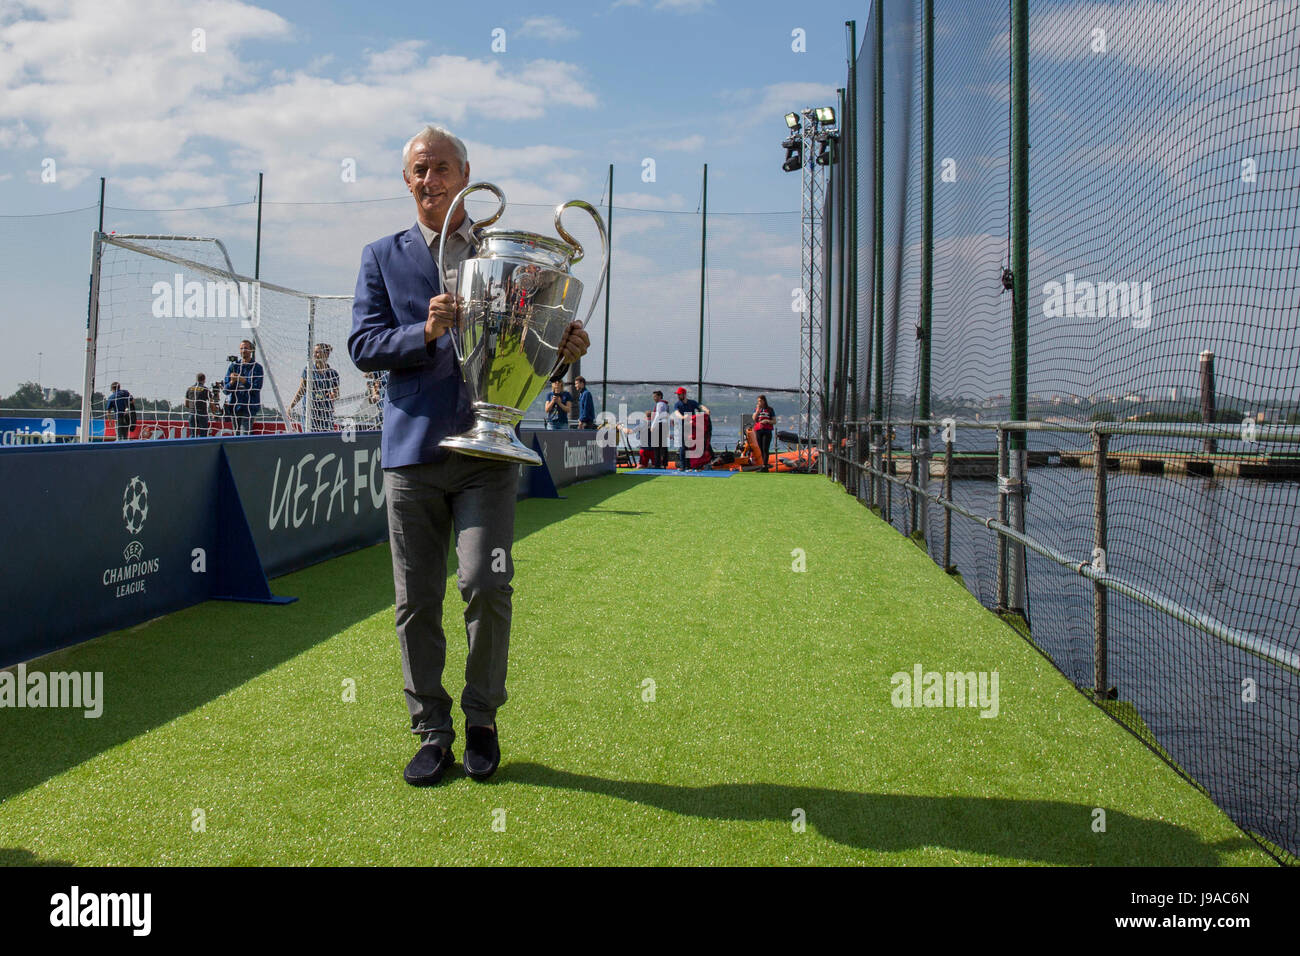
[122,476,149,535]
[106,477,159,598]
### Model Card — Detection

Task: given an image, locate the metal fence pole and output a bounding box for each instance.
[1093,429,1111,698]
[869,425,879,508]
[305,298,316,433]
[909,427,919,533]
[885,424,893,523]
[871,0,885,511]
[856,425,866,502]
[1009,441,1028,614]
[915,0,934,547]
[602,163,612,417]
[846,19,861,499]
[1009,0,1031,617]
[697,163,707,408]
[997,426,1009,612]
[942,435,954,570]
[80,228,104,444]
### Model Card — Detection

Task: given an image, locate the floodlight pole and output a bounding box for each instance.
[821,115,835,478]
[797,111,830,471]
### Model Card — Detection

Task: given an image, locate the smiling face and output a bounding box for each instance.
[404,136,470,233]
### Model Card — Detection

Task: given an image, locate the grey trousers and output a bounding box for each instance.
[384,453,516,750]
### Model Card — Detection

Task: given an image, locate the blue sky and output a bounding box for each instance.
[0,0,862,399]
[4,0,1295,414]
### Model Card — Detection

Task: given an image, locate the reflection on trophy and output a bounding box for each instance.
[436,182,608,465]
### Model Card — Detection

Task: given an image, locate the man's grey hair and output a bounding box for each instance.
[402,125,468,172]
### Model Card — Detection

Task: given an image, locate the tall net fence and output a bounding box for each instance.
[55,188,802,444]
[824,0,1300,863]
[88,236,367,437]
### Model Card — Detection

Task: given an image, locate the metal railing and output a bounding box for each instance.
[824,417,1300,685]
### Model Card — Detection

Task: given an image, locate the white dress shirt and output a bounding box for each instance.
[417,215,476,354]
[417,215,476,293]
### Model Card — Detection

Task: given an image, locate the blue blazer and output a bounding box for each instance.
[348,224,475,469]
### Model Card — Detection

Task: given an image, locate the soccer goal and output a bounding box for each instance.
[80,233,376,441]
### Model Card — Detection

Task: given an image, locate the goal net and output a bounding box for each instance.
[80,234,378,441]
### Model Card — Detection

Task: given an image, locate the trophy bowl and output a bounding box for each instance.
[436,183,607,465]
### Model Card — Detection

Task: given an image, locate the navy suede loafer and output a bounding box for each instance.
[403,743,454,786]
[463,725,500,781]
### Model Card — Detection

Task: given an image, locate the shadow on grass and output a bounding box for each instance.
[0,474,645,805]
[0,848,76,867]
[503,763,1258,865]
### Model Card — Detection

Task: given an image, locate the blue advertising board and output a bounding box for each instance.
[0,440,236,664]
[0,416,98,445]
[220,432,391,579]
[0,426,613,666]
[522,428,617,490]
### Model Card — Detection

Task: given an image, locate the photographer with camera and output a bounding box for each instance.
[544,377,573,430]
[222,340,264,436]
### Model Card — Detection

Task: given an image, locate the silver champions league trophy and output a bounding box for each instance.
[435,181,608,465]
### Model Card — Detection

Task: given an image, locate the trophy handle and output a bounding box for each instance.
[551,200,609,375]
[439,182,507,362]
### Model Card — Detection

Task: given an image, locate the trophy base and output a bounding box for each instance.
[439,403,543,466]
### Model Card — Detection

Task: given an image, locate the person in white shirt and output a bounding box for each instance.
[649,389,670,468]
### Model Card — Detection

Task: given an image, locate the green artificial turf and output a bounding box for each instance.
[0,473,1275,866]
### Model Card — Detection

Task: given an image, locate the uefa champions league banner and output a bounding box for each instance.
[522,429,616,490]
[0,428,604,666]
[0,440,233,666]
[220,432,390,580]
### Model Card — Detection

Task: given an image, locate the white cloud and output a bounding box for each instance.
[732,82,839,132]
[0,2,599,198]
[0,119,37,149]
[0,0,808,393]
[362,40,425,75]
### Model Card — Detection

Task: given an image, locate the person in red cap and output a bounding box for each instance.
[672,387,707,470]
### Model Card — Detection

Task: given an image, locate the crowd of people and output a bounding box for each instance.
[624,389,778,471]
[104,337,361,439]
[612,387,765,471]
[544,375,596,430]
[103,350,776,472]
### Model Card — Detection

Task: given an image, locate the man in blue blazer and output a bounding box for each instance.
[349,126,589,786]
